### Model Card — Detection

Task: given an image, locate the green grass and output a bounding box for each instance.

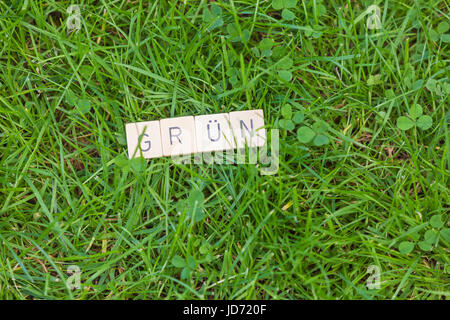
[0,0,448,300]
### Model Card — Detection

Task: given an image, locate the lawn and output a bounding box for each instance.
[0,0,448,300]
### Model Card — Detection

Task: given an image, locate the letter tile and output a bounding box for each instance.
[125,121,163,159]
[195,113,236,153]
[160,116,197,156]
[229,109,266,148]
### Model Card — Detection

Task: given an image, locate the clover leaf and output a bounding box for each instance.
[278,70,292,82]
[279,119,295,130]
[441,228,450,242]
[258,38,275,57]
[397,116,414,130]
[416,115,432,130]
[171,255,186,268]
[430,214,444,229]
[296,120,330,146]
[186,189,205,222]
[226,67,240,87]
[76,98,91,114]
[409,104,423,119]
[418,241,432,252]
[426,78,445,96]
[397,108,433,131]
[171,255,197,280]
[399,241,414,254]
[281,103,292,119]
[176,189,205,223]
[424,229,438,244]
[281,8,296,21]
[313,134,329,146]
[226,24,250,43]
[292,111,305,124]
[276,57,294,82]
[203,4,224,31]
[272,0,297,20]
[297,126,315,143]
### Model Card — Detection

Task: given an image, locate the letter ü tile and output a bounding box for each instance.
[195,113,235,153]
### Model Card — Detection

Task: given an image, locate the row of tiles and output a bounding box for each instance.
[125,109,266,159]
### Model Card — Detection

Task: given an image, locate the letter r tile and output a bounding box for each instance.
[125,121,163,159]
[229,109,266,148]
[160,116,197,156]
[195,113,236,153]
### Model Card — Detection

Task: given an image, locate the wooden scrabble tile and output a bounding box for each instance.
[229,109,266,148]
[125,121,163,159]
[160,116,197,156]
[195,113,236,153]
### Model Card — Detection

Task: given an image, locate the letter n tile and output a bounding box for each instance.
[229,109,266,148]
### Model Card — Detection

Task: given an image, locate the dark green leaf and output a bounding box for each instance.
[186,256,196,269]
[440,228,450,242]
[259,38,275,50]
[313,134,329,146]
[203,4,223,31]
[424,229,438,243]
[281,8,295,20]
[430,214,444,229]
[187,189,205,222]
[279,119,295,130]
[281,104,292,119]
[312,120,328,133]
[278,70,292,81]
[409,104,423,119]
[418,241,432,251]
[284,0,297,9]
[429,29,440,42]
[76,99,91,114]
[399,241,414,254]
[412,79,424,90]
[211,4,222,16]
[272,0,284,10]
[396,116,414,130]
[297,126,315,143]
[181,267,191,280]
[277,56,293,70]
[65,90,77,106]
[171,255,186,268]
[272,46,287,59]
[416,115,432,130]
[437,21,449,34]
[292,111,305,124]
